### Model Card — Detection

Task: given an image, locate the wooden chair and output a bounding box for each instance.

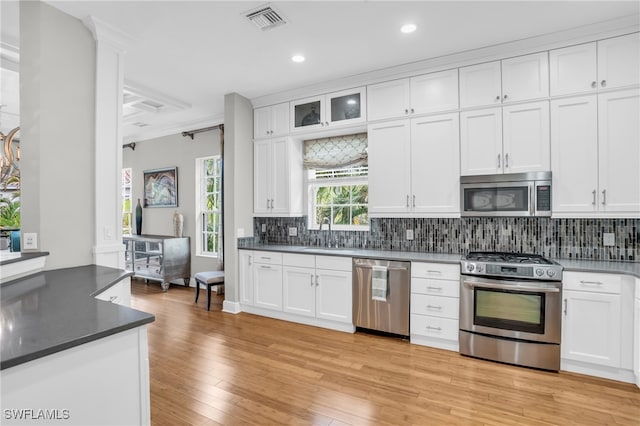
[194,271,224,311]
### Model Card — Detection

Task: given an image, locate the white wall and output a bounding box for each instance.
[222,93,254,308]
[123,129,222,278]
[19,1,96,269]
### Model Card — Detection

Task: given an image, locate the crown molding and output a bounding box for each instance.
[83,15,137,53]
[250,14,640,109]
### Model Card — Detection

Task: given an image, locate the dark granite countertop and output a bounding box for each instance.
[0,251,50,266]
[1,265,155,370]
[238,244,640,279]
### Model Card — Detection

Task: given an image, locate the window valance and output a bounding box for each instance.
[303,132,368,169]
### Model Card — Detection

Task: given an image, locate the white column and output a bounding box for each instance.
[83,17,135,268]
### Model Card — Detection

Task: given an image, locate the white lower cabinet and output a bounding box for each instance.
[561,271,635,383]
[253,251,283,312]
[239,250,353,333]
[410,262,460,351]
[635,283,640,387]
[283,254,353,330]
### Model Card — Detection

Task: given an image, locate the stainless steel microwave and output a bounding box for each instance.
[460,171,552,217]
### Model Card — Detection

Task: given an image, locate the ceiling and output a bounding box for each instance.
[1,1,639,142]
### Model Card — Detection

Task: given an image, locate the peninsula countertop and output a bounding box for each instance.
[238,244,640,279]
[1,265,155,370]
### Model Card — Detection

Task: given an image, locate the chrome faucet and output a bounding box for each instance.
[319,217,334,247]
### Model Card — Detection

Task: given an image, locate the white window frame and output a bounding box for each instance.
[195,156,222,258]
[307,167,369,231]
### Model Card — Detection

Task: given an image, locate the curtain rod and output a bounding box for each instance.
[182,124,223,140]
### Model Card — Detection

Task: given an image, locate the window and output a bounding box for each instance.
[308,167,368,230]
[196,156,222,257]
[122,168,132,235]
[305,133,368,230]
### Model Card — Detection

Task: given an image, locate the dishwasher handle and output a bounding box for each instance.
[354,264,408,272]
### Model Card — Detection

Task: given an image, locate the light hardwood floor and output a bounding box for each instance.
[131,279,640,426]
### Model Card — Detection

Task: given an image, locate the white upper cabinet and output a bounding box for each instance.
[501,52,550,102]
[368,113,460,216]
[459,61,502,108]
[549,43,598,96]
[501,101,550,174]
[550,33,640,96]
[460,102,549,176]
[551,89,640,217]
[254,102,290,139]
[290,87,366,132]
[253,138,303,216]
[551,95,599,214]
[597,33,640,90]
[598,89,640,214]
[459,52,549,108]
[460,107,503,175]
[367,69,459,121]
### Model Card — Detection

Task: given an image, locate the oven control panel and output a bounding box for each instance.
[461,260,563,281]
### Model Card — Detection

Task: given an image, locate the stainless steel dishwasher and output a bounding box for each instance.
[352,258,410,337]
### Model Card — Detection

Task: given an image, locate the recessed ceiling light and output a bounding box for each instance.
[400,23,417,34]
[291,54,305,63]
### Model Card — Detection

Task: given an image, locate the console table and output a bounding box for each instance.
[123,235,191,291]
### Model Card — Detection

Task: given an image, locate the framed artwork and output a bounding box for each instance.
[143,167,178,207]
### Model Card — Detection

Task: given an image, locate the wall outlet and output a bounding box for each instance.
[23,232,38,249]
[288,227,298,237]
[603,233,615,246]
[261,224,267,233]
[406,229,414,240]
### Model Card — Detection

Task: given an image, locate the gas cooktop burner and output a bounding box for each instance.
[461,251,563,280]
[466,252,553,265]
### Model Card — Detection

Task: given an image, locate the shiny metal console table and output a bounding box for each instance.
[124,235,191,291]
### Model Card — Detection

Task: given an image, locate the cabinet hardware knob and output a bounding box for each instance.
[310,275,314,286]
[591,81,597,89]
[413,195,416,208]
[406,195,409,208]
[600,80,607,88]
[563,298,567,315]
[497,154,501,169]
[426,305,442,310]
[410,108,415,114]
[592,189,596,205]
[109,296,118,302]
[426,270,442,274]
[601,189,606,205]
[315,275,319,286]
[495,95,501,101]
[503,94,508,100]
[426,326,442,331]
[505,153,509,168]
[404,109,409,115]
[325,121,329,126]
[426,286,443,291]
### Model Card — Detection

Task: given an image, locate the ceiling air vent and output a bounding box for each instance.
[245,5,286,31]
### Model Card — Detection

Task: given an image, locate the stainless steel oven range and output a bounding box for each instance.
[459,252,563,371]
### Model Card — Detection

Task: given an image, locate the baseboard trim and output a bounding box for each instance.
[222,300,241,314]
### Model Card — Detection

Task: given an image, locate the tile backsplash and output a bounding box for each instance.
[240,217,640,262]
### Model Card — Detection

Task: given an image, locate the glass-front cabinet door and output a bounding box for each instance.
[290,87,366,132]
[291,95,324,132]
[327,87,366,126]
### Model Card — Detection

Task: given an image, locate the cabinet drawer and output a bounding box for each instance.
[563,272,621,294]
[410,314,458,340]
[412,277,459,297]
[253,251,283,265]
[411,262,460,280]
[283,253,315,268]
[316,255,352,272]
[411,294,459,319]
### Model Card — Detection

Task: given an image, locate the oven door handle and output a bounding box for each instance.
[462,280,560,293]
